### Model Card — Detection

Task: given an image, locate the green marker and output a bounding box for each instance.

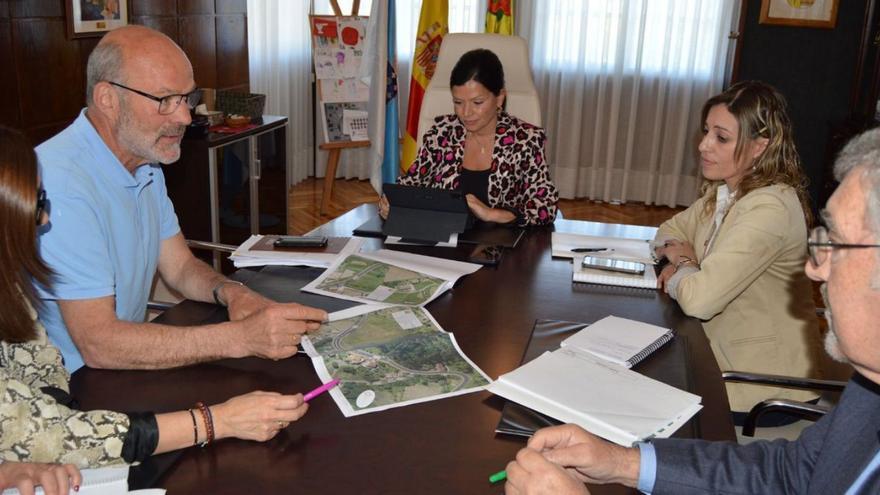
[489,470,507,483]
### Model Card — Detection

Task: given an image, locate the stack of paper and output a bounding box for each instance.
[489,349,702,446]
[551,232,657,263]
[229,235,363,268]
[489,315,699,447]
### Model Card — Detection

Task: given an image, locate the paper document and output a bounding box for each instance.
[230,235,363,269]
[551,232,656,263]
[302,304,490,416]
[1,465,165,495]
[560,315,674,368]
[488,349,702,446]
[301,249,481,306]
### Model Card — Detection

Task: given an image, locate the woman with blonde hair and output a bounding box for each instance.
[654,81,822,421]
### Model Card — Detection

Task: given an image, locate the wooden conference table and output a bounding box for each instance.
[70,204,734,494]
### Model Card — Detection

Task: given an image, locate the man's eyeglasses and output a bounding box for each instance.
[107,82,201,115]
[807,225,880,267]
[35,187,48,225]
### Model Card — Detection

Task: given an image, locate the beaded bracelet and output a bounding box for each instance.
[195,401,215,446]
[187,408,199,446]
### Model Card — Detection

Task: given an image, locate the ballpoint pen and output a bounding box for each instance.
[570,247,612,253]
[303,378,340,402]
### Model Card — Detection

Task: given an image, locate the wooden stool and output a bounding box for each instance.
[319,140,370,215]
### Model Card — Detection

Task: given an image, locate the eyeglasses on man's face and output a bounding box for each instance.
[107,81,201,115]
[35,186,48,225]
[807,225,880,267]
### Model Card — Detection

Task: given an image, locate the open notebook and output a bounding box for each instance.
[489,317,700,447]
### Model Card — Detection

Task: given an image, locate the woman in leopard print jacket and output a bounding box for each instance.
[389,49,558,226]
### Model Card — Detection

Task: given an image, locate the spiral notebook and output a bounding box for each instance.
[561,315,674,368]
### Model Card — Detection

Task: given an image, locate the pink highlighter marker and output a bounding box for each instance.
[303,379,340,402]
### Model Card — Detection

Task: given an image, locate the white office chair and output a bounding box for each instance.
[416,33,543,150]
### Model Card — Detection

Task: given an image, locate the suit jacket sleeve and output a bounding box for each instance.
[664,190,792,320]
[651,416,827,494]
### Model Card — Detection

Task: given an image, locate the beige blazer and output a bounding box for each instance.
[658,184,822,412]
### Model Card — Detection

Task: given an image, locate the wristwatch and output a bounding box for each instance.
[212,281,245,307]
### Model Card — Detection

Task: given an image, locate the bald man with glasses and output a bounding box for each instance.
[503,128,880,494]
[34,25,326,372]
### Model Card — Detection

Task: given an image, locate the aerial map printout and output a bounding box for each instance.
[302,250,480,306]
[302,304,491,416]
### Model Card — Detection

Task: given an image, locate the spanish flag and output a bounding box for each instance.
[486,0,514,35]
[401,0,448,173]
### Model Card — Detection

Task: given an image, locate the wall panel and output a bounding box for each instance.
[0,0,249,144]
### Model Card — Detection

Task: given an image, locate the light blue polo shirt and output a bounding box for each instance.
[35,109,180,372]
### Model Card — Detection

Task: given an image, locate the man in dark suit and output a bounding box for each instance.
[503,128,880,494]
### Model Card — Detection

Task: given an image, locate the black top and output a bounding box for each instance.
[458,167,491,205]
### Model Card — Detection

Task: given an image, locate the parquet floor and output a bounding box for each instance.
[287,177,685,234]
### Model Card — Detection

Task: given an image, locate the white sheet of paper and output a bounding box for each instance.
[229,236,363,269]
[301,249,480,307]
[551,232,656,264]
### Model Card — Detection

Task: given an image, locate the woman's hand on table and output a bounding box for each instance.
[465,194,515,224]
[0,462,81,495]
[378,194,390,220]
[657,264,677,291]
[212,391,309,442]
[654,239,697,266]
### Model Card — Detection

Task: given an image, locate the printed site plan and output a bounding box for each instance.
[302,250,481,306]
[303,304,491,416]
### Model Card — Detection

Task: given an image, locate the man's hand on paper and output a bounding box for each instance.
[238,303,327,360]
[225,283,273,321]
[509,424,641,490]
[505,447,591,495]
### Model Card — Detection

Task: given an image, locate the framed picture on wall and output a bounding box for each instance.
[759,0,839,29]
[66,0,129,39]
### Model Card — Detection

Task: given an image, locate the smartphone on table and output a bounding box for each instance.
[581,256,646,275]
[273,235,328,248]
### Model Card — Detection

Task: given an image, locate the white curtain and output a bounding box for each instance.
[247,0,735,203]
[519,0,737,206]
[247,0,315,187]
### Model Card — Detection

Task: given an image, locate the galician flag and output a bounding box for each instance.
[485,0,514,35]
[363,0,401,192]
[400,0,448,174]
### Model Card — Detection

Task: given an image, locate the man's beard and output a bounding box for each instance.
[117,101,184,165]
[820,282,848,363]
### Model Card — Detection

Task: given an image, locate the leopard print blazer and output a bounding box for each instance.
[0,300,129,467]
[399,111,559,226]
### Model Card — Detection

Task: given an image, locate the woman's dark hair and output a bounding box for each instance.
[449,48,505,95]
[0,125,52,343]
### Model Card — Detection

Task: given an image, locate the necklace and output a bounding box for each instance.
[469,132,493,155]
